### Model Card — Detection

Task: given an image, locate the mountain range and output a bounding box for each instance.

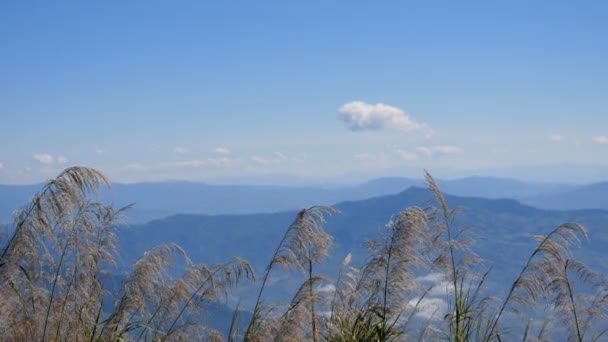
[0,176,590,224]
[116,187,608,308]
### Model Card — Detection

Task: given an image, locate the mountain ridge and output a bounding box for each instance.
[0,176,585,224]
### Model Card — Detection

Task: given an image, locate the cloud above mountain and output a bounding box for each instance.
[593,136,608,144]
[416,145,464,158]
[214,147,231,155]
[339,101,433,136]
[174,147,189,154]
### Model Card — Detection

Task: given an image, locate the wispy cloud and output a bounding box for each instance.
[273,151,287,160]
[395,149,418,161]
[251,156,270,165]
[251,152,300,165]
[33,153,54,164]
[354,153,373,162]
[593,135,608,144]
[174,147,189,154]
[125,162,149,170]
[338,101,433,136]
[57,155,68,164]
[433,145,464,155]
[416,145,464,158]
[160,158,237,168]
[409,272,453,321]
[549,134,565,142]
[214,147,231,155]
[0,162,4,169]
[95,148,105,155]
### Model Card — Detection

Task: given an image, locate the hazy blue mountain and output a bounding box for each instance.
[0,183,44,222]
[0,177,584,224]
[116,188,608,308]
[521,181,608,210]
[437,176,575,199]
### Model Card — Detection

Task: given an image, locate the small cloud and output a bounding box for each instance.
[395,149,418,161]
[354,153,372,161]
[95,148,105,155]
[316,284,336,294]
[407,297,447,321]
[33,153,54,164]
[174,147,189,154]
[433,145,464,155]
[214,147,231,155]
[549,134,564,142]
[250,152,301,166]
[0,162,4,169]
[273,151,287,160]
[593,136,608,145]
[338,101,433,136]
[415,147,433,158]
[416,273,446,283]
[251,156,269,165]
[416,145,464,158]
[161,158,237,168]
[57,155,68,164]
[126,162,148,170]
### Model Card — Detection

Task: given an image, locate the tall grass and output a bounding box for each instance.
[1,167,607,341]
[0,167,253,341]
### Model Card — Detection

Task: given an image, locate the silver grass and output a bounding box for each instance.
[245,206,336,342]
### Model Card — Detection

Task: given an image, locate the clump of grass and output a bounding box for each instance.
[244,206,336,342]
[323,206,434,341]
[486,222,608,341]
[424,171,494,341]
[0,167,254,341]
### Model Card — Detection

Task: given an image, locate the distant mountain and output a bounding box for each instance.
[116,188,608,308]
[0,183,43,222]
[521,181,608,210]
[437,176,575,199]
[0,176,584,224]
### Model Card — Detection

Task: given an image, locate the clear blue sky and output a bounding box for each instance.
[2,1,608,184]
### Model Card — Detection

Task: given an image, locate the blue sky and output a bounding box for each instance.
[1,1,608,184]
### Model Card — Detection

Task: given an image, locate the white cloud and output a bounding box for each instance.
[126,162,148,170]
[408,272,453,320]
[593,136,608,144]
[251,156,269,165]
[214,147,231,155]
[127,158,238,171]
[416,273,445,283]
[174,147,189,154]
[33,153,54,164]
[161,158,237,168]
[250,152,301,166]
[273,151,287,160]
[416,145,464,158]
[95,148,105,155]
[415,147,433,158]
[338,101,433,136]
[549,134,564,142]
[57,155,67,164]
[354,153,372,161]
[433,145,464,155]
[0,162,3,169]
[316,284,336,294]
[407,297,447,321]
[395,149,418,161]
